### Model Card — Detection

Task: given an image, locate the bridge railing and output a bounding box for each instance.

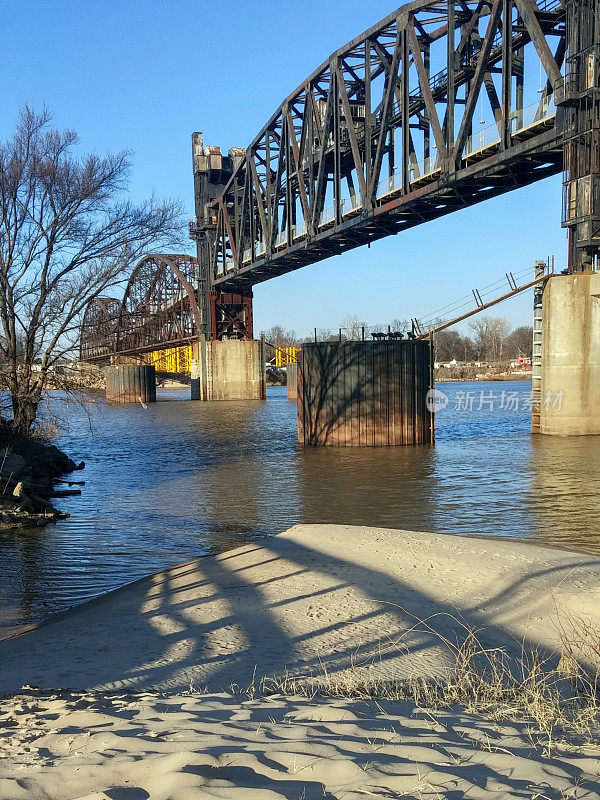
[326,97,558,211]
[517,97,556,131]
[303,92,559,224]
[376,97,557,200]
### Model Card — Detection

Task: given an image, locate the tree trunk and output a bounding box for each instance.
[11,384,42,434]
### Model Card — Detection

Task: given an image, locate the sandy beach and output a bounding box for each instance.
[2,524,600,798]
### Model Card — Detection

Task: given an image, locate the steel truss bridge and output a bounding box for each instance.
[80,254,201,363]
[81,0,600,359]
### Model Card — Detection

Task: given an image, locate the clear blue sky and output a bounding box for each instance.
[3,0,567,337]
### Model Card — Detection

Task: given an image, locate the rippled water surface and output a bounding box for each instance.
[1,381,599,635]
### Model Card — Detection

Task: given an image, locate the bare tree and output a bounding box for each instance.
[260,325,298,349]
[0,107,183,433]
[339,314,368,340]
[434,329,477,362]
[504,326,533,359]
[468,315,511,362]
[388,317,411,334]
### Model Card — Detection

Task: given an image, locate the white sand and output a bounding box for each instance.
[2,524,600,694]
[3,689,600,799]
[1,524,600,798]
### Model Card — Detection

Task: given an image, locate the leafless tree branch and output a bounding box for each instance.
[0,106,184,432]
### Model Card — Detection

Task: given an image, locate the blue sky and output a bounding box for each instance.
[3,0,567,337]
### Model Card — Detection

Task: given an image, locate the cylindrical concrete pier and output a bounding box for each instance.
[287,362,298,401]
[297,340,434,446]
[105,365,157,404]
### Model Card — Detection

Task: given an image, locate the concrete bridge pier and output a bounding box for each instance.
[190,338,266,401]
[105,364,157,405]
[286,363,298,401]
[539,273,600,435]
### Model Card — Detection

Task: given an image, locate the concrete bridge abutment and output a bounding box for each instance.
[540,273,600,435]
[297,340,434,446]
[190,339,266,401]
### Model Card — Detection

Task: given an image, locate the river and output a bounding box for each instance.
[1,380,599,637]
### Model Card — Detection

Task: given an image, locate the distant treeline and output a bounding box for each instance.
[261,314,533,364]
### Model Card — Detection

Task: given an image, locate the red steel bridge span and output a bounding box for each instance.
[80,254,202,362]
[82,0,599,357]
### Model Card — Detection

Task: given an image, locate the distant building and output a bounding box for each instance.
[510,355,532,370]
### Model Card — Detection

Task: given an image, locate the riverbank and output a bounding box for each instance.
[268,368,533,386]
[0,428,84,529]
[1,525,600,797]
[436,368,532,381]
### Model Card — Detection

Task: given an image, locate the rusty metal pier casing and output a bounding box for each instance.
[105,365,157,404]
[297,340,434,446]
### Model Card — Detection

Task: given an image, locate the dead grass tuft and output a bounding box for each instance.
[230,607,600,744]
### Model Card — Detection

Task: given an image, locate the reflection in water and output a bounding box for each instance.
[296,445,438,532]
[528,435,600,554]
[0,381,598,635]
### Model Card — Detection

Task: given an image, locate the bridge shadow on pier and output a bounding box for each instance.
[299,340,431,446]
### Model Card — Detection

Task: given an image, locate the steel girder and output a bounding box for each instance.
[204,0,567,292]
[116,254,201,356]
[209,290,254,340]
[561,0,600,269]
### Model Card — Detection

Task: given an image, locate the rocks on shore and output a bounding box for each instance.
[0,439,84,530]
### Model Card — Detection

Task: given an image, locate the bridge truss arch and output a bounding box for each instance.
[80,255,203,362]
[116,254,202,355]
[80,297,123,362]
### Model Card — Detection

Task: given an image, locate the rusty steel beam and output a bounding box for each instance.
[116,254,201,356]
[80,297,122,362]
[79,252,255,361]
[80,255,202,362]
[416,271,553,338]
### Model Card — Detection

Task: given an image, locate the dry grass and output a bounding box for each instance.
[230,607,600,744]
